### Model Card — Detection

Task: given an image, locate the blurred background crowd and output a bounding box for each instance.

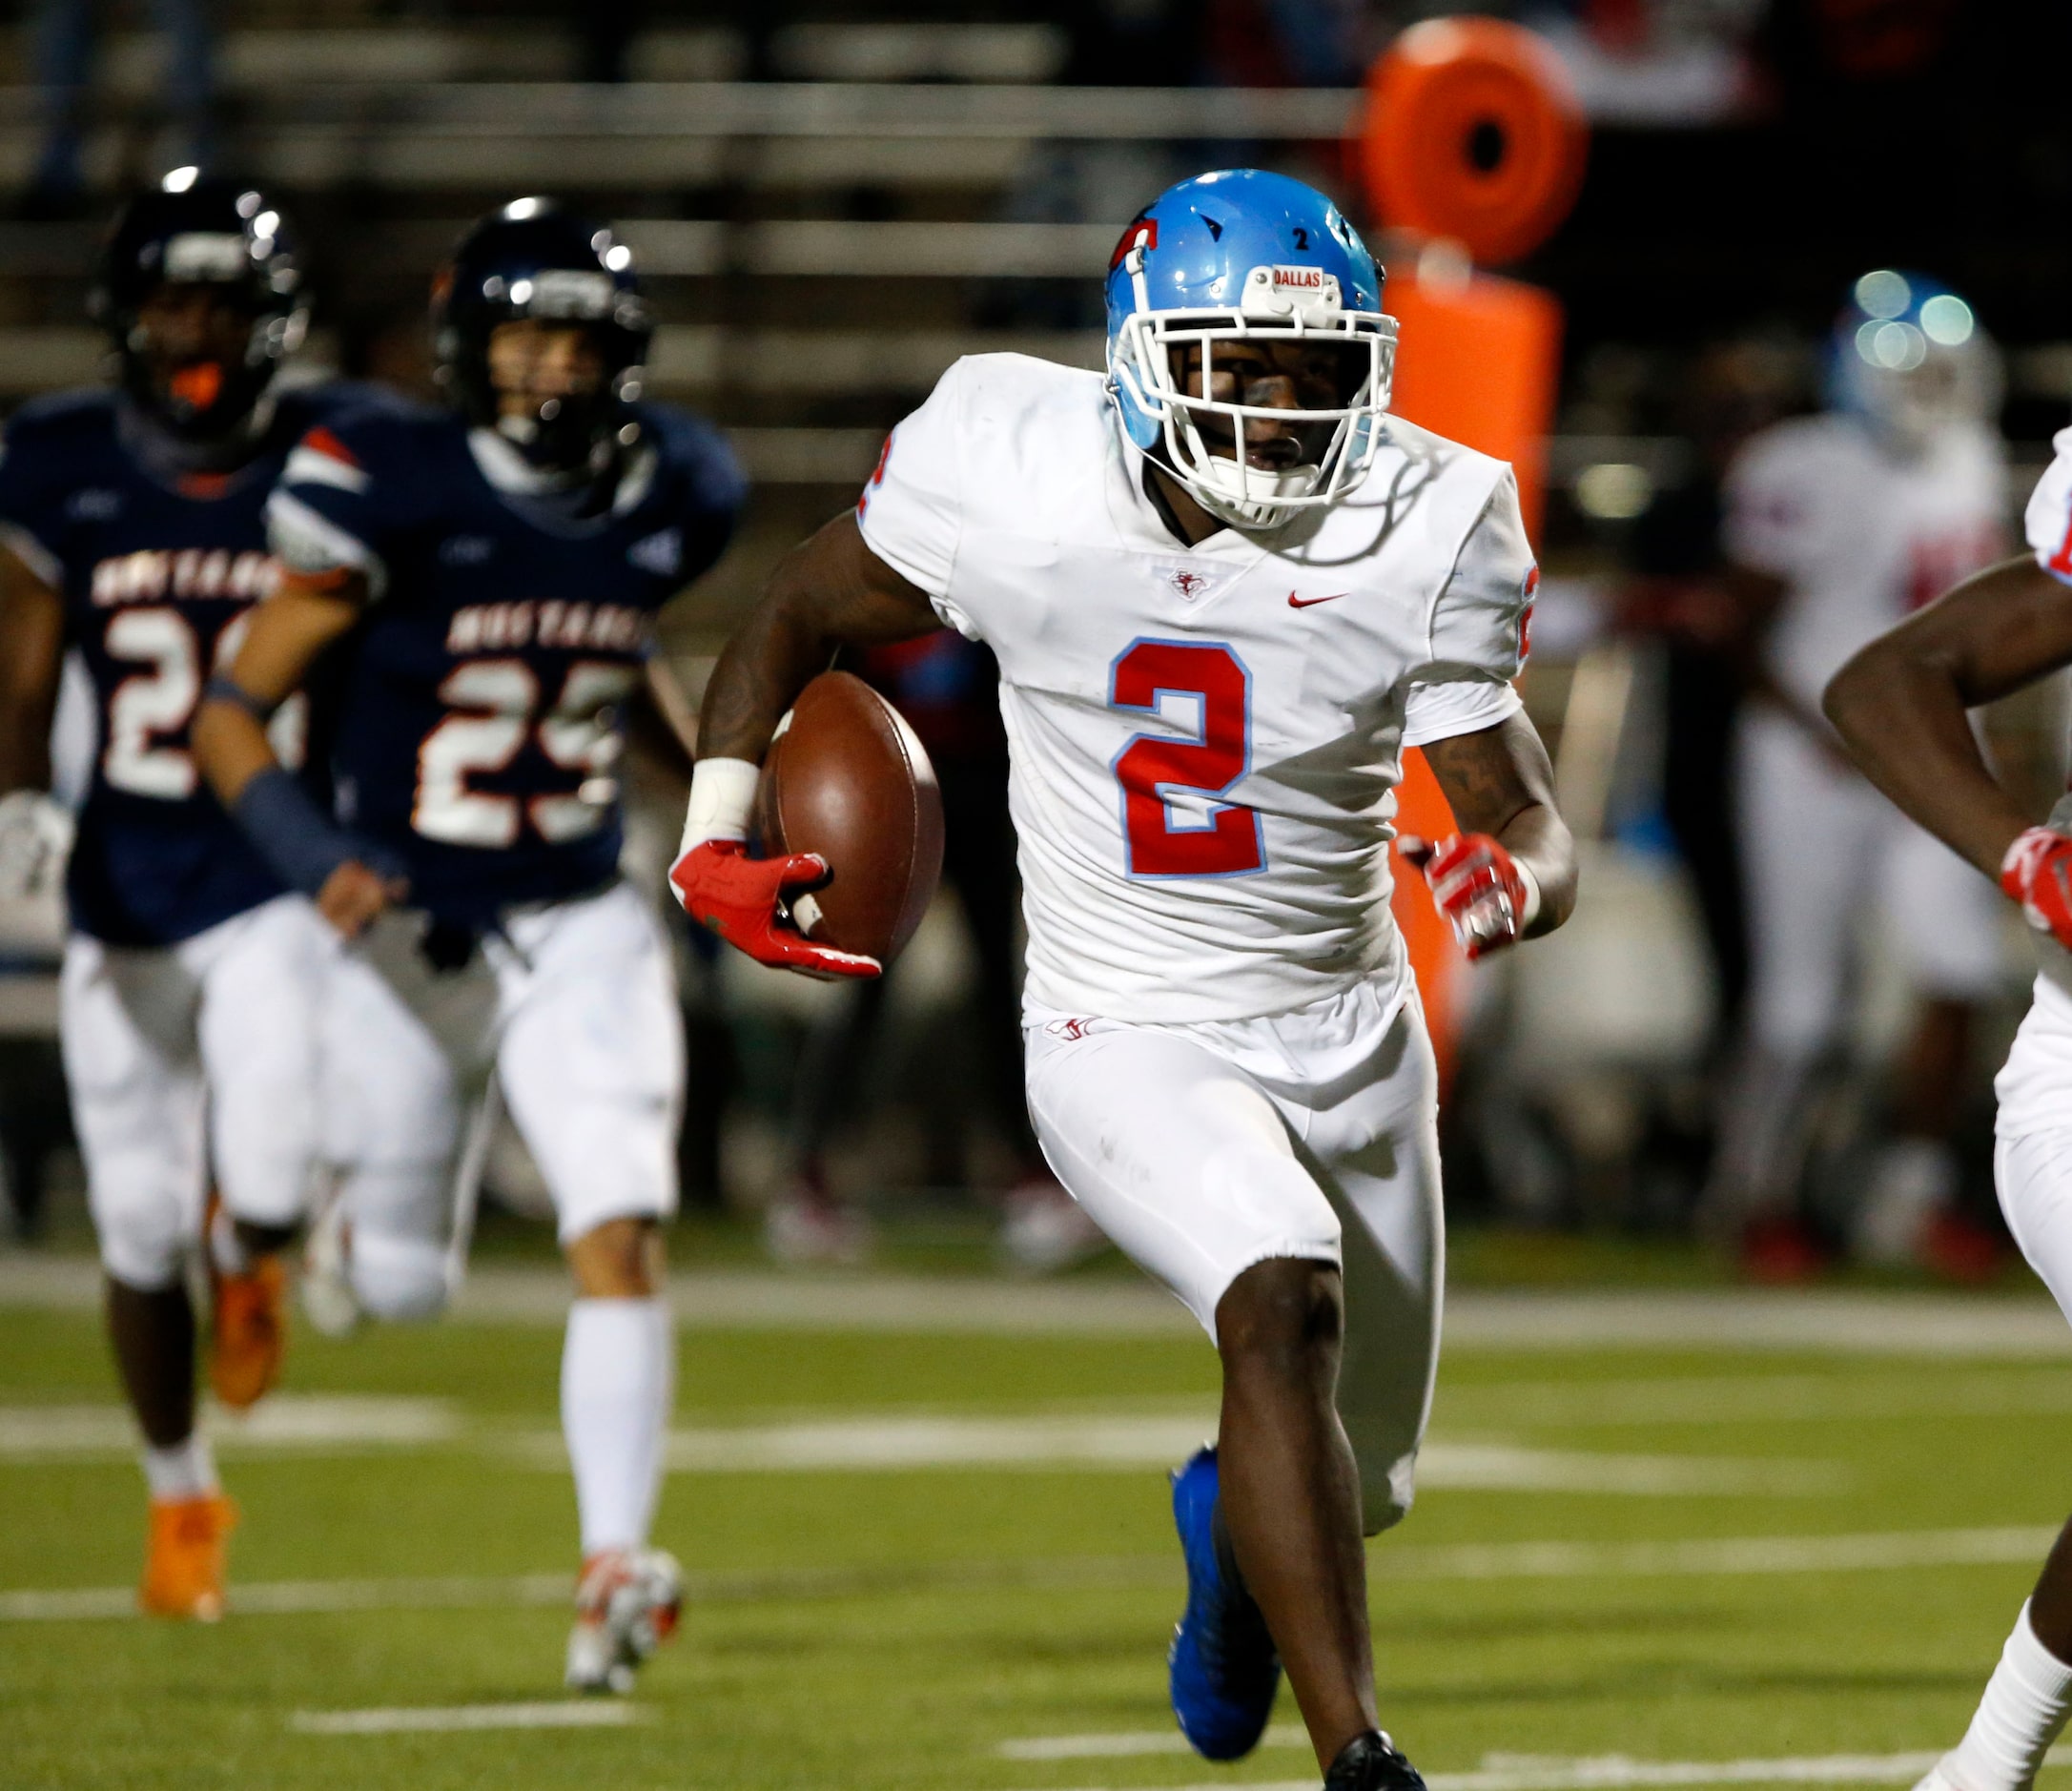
[1,0,2069,1285]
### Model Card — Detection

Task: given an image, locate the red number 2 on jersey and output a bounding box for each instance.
[1110,639,1264,878]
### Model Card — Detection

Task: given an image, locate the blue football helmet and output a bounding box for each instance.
[1827,269,2000,454]
[1105,169,1396,530]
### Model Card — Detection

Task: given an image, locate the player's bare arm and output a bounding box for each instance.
[193,567,405,937]
[640,652,702,765]
[1825,555,2072,879]
[0,542,64,792]
[1415,712,1578,940]
[697,511,938,764]
[671,512,934,979]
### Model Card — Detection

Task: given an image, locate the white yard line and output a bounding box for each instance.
[510,1417,1847,1493]
[4,1524,2062,1625]
[1385,1526,2059,1581]
[291,1701,647,1735]
[3,1256,2070,1353]
[1037,1748,2072,1791]
[0,1395,459,1460]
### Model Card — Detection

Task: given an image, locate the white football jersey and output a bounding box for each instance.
[1724,413,2007,713]
[857,354,1534,1024]
[2024,425,2072,587]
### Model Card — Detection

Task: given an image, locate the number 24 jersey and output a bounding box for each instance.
[0,385,366,947]
[270,401,745,927]
[857,353,1534,1025]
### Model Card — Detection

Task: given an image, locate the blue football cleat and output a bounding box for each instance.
[1168,1445,1282,1760]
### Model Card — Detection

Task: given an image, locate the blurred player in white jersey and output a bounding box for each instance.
[1711,271,2009,1277]
[1824,413,2072,1791]
[669,170,1576,1790]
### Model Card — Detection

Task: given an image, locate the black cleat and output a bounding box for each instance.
[1324,1731,1427,1791]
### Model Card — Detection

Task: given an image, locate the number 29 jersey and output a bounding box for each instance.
[269,401,745,927]
[0,385,365,947]
[857,354,1535,1025]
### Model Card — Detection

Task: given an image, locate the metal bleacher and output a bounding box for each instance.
[0,13,1369,635]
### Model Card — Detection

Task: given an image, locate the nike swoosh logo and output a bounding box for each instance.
[1288,590,1352,608]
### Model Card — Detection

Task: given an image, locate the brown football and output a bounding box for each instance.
[751,670,945,964]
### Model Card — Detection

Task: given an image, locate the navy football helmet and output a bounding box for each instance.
[1106,169,1396,530]
[90,170,308,442]
[1827,269,2000,454]
[433,197,651,476]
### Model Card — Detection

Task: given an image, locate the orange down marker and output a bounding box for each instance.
[1357,15,1587,1092]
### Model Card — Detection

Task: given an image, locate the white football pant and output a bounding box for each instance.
[321,879,684,1320]
[1713,711,2005,1220]
[1994,978,2072,1329]
[61,893,331,1289]
[1025,977,1442,1536]
[1738,711,2002,1059]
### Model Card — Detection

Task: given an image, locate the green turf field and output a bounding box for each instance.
[5,1259,2072,1791]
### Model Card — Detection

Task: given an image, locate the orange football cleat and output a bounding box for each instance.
[205,1192,286,1410]
[138,1492,237,1620]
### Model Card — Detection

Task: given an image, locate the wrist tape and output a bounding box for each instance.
[233,766,399,899]
[680,757,761,855]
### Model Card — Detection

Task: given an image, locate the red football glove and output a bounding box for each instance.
[668,838,881,979]
[1400,832,1532,960]
[2002,827,2072,952]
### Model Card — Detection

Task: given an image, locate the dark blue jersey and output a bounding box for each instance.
[269,402,745,927]
[0,384,375,946]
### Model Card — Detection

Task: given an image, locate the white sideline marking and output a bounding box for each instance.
[0,1396,459,1460]
[3,1524,2061,1625]
[1038,1748,2072,1790]
[291,1701,647,1736]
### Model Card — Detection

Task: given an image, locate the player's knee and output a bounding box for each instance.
[97,1221,184,1293]
[92,1189,188,1291]
[349,1232,450,1322]
[564,1213,664,1299]
[1215,1256,1344,1380]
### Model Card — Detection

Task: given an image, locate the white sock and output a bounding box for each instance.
[141,1435,218,1502]
[560,1297,673,1559]
[1943,1602,2072,1791]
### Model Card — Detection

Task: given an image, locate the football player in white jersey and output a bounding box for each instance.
[1711,272,2009,1276]
[1823,428,2072,1791]
[669,170,1576,1791]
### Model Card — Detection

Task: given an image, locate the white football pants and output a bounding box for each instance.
[1739,710,2003,1058]
[1992,979,2072,1324]
[1024,976,1442,1536]
[321,880,684,1321]
[61,894,331,1289]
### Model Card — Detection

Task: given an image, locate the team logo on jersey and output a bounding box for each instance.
[628,527,682,578]
[439,534,495,566]
[1044,1017,1093,1041]
[90,547,277,607]
[443,598,649,655]
[1154,563,1235,606]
